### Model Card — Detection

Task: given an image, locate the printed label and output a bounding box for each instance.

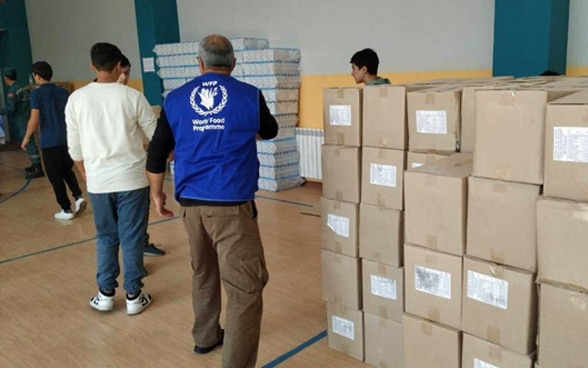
[370,163,397,187]
[553,127,588,163]
[414,265,452,299]
[327,214,350,238]
[370,274,398,300]
[416,110,448,134]
[412,162,424,169]
[329,105,352,126]
[332,315,354,340]
[467,271,509,310]
[474,358,499,368]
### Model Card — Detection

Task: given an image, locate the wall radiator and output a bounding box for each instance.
[295,128,324,180]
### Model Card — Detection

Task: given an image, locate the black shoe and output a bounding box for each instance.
[144,243,166,257]
[25,169,45,179]
[24,165,35,173]
[194,330,224,354]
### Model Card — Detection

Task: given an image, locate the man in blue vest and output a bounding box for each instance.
[146,34,278,368]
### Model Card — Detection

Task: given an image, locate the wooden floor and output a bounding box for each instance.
[0,148,370,368]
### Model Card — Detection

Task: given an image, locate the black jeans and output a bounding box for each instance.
[42,144,83,211]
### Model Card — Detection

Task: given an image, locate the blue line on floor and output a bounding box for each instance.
[255,195,314,208]
[0,216,179,265]
[0,177,30,204]
[261,330,327,367]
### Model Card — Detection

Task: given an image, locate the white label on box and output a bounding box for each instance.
[326,213,350,238]
[412,162,424,169]
[553,127,588,163]
[414,265,451,299]
[467,271,509,310]
[332,315,354,340]
[474,358,499,368]
[370,163,397,187]
[329,105,352,126]
[416,110,448,134]
[370,274,398,300]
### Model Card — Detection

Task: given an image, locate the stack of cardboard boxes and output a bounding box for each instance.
[536,89,588,368]
[320,76,588,368]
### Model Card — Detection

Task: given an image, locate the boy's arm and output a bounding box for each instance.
[21,108,40,150]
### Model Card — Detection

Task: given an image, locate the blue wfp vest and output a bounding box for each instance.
[163,73,260,202]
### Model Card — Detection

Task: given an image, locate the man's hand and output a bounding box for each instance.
[20,136,30,151]
[151,191,174,217]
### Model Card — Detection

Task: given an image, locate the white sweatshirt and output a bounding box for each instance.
[65,82,157,194]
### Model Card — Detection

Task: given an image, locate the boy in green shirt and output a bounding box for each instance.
[350,48,391,85]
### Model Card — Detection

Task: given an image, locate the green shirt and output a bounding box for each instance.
[1,82,31,122]
[366,77,391,86]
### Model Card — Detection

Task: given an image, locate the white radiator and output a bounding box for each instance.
[295,128,324,180]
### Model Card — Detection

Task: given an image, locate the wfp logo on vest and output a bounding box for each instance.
[189,81,228,116]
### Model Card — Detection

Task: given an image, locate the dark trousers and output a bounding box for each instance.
[42,144,83,211]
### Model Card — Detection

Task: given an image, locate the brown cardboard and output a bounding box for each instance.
[402,313,461,368]
[544,90,588,202]
[362,85,407,150]
[327,303,364,362]
[361,148,405,210]
[537,197,588,291]
[404,244,463,329]
[321,145,360,203]
[407,86,461,153]
[364,313,403,368]
[405,153,472,256]
[462,333,534,368]
[537,283,588,368]
[466,176,541,271]
[460,85,506,153]
[320,198,359,257]
[361,259,404,322]
[406,151,449,170]
[321,249,361,309]
[323,87,362,146]
[359,203,403,266]
[461,256,537,355]
[473,89,573,184]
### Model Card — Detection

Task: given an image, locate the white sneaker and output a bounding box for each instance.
[75,197,87,215]
[89,291,115,312]
[54,210,74,220]
[126,291,152,315]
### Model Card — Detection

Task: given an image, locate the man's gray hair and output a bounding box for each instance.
[198,35,234,69]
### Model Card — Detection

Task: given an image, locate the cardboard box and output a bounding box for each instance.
[362,85,407,150]
[321,250,361,309]
[466,176,541,271]
[538,283,588,368]
[404,244,463,329]
[405,153,472,256]
[361,148,405,210]
[323,87,362,146]
[322,145,361,203]
[402,313,461,368]
[362,260,404,322]
[544,90,588,202]
[460,85,505,153]
[473,89,572,184]
[537,197,588,291]
[407,86,461,153]
[358,203,403,266]
[320,198,359,257]
[364,313,403,368]
[461,256,537,355]
[406,151,449,170]
[327,303,364,362]
[462,333,534,368]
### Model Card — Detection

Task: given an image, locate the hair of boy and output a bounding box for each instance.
[31,61,53,81]
[90,42,123,72]
[197,34,234,69]
[350,48,379,75]
[3,68,17,81]
[120,54,131,68]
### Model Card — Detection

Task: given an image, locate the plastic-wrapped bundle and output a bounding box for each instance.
[261,88,299,103]
[256,136,298,154]
[239,48,301,63]
[275,114,298,128]
[267,101,298,115]
[162,78,190,90]
[259,162,301,179]
[230,38,269,51]
[157,66,200,79]
[156,54,198,68]
[241,62,300,76]
[257,148,300,166]
[258,175,304,192]
[273,126,296,140]
[153,41,199,56]
[242,75,300,89]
